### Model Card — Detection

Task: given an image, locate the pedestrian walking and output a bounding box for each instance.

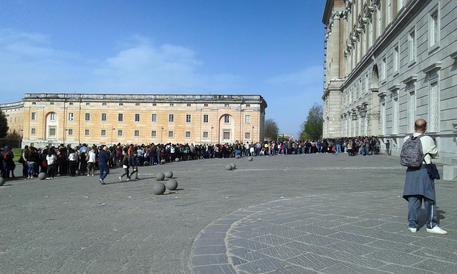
[119,155,130,181]
[401,119,446,234]
[98,146,109,185]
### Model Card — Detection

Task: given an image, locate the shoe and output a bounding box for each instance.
[119,176,122,181]
[426,226,447,235]
[408,227,417,233]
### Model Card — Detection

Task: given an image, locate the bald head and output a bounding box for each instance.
[415,119,427,133]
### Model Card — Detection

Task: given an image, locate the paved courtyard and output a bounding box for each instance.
[1,154,456,273]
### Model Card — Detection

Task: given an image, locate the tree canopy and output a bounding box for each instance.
[264,119,279,141]
[0,110,9,138]
[299,104,323,141]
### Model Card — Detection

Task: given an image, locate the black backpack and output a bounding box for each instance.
[400,135,424,168]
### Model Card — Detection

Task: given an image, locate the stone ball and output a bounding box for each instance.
[230,163,236,169]
[156,172,165,181]
[235,155,241,159]
[38,172,47,180]
[161,159,166,164]
[143,161,150,166]
[175,158,180,162]
[164,171,173,178]
[0,177,5,186]
[225,164,233,171]
[165,179,178,191]
[248,156,253,161]
[152,182,166,195]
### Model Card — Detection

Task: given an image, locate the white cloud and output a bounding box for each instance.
[0,30,243,99]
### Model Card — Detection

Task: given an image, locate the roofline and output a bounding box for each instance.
[23,92,268,108]
[322,0,334,25]
[0,101,24,109]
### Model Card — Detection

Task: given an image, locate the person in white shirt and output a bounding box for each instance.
[87,147,96,176]
[46,150,57,179]
[68,149,78,176]
[402,119,447,235]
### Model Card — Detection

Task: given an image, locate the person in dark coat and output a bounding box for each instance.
[98,146,109,185]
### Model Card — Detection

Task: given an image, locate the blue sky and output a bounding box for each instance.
[0,0,325,136]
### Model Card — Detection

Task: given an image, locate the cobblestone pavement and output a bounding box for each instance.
[1,154,456,273]
[191,192,457,274]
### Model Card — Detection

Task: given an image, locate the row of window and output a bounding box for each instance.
[346,2,439,75]
[30,102,252,107]
[31,112,253,124]
[344,7,440,107]
[31,128,252,140]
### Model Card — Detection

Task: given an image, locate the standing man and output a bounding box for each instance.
[98,146,109,185]
[402,119,446,234]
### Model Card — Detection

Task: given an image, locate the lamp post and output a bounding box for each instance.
[161,127,164,144]
[252,126,254,142]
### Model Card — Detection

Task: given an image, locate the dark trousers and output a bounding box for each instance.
[120,168,130,179]
[130,167,138,179]
[69,161,77,176]
[47,164,56,178]
[99,165,108,180]
[408,195,438,229]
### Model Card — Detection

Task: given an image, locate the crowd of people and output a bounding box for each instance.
[0,137,382,183]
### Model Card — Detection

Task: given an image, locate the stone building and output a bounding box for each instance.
[0,101,24,136]
[17,93,266,147]
[323,0,457,179]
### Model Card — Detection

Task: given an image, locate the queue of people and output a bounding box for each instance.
[1,137,382,182]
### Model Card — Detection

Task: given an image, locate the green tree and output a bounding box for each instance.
[0,110,8,138]
[264,119,279,141]
[300,104,323,140]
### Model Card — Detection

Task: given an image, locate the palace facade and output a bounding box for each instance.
[323,0,457,179]
[0,93,266,147]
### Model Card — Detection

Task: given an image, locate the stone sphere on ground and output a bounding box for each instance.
[225,164,233,171]
[0,177,5,186]
[230,163,236,169]
[161,159,166,164]
[235,155,241,159]
[143,161,149,166]
[175,158,180,162]
[156,172,165,181]
[164,171,173,178]
[152,182,166,195]
[165,179,178,191]
[38,172,47,180]
[248,156,253,161]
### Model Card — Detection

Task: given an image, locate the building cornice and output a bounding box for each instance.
[402,75,418,84]
[23,92,267,107]
[323,0,335,25]
[342,0,426,89]
[0,101,24,109]
[422,62,442,73]
[388,84,401,91]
